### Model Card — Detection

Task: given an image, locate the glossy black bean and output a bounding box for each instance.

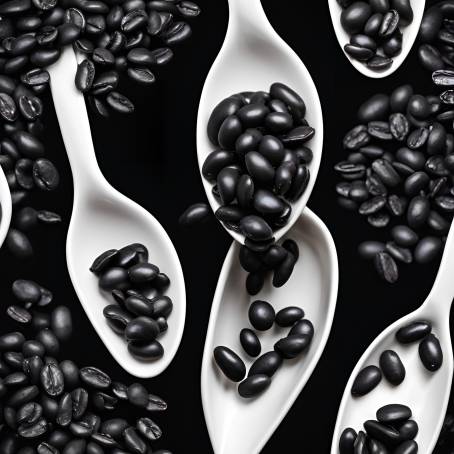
[374,251,398,283]
[270,82,306,119]
[213,346,246,382]
[59,360,80,390]
[238,374,271,398]
[248,300,275,331]
[106,91,134,114]
[79,367,111,389]
[351,365,382,396]
[371,159,400,187]
[101,418,129,439]
[50,306,72,342]
[341,2,373,34]
[239,328,261,357]
[273,251,297,287]
[150,295,173,318]
[128,340,163,360]
[358,94,389,122]
[364,420,401,445]
[275,306,304,327]
[127,382,149,408]
[394,440,418,454]
[216,166,240,205]
[368,438,390,454]
[386,242,412,264]
[376,403,411,424]
[274,334,311,359]
[419,333,443,371]
[383,30,403,57]
[379,9,400,37]
[339,427,357,454]
[358,241,386,260]
[125,316,160,342]
[207,97,243,145]
[99,267,129,291]
[239,215,273,242]
[399,420,419,441]
[367,55,393,70]
[396,321,431,344]
[414,236,442,264]
[262,244,288,268]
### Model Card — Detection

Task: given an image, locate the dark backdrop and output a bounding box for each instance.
[0,1,451,453]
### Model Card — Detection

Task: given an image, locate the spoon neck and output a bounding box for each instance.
[49,46,104,197]
[425,223,454,316]
[227,0,269,34]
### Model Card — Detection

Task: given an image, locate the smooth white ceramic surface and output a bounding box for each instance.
[202,208,338,454]
[331,220,454,453]
[328,0,426,78]
[0,164,12,249]
[196,0,323,245]
[48,47,186,378]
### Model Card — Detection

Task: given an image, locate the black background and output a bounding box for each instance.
[0,1,451,453]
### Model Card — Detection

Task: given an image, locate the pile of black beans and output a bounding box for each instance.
[214,301,314,399]
[0,72,61,259]
[418,0,454,72]
[339,404,419,454]
[239,238,300,295]
[90,242,172,361]
[352,321,442,397]
[335,84,454,283]
[7,279,72,341]
[0,0,201,116]
[202,83,315,251]
[337,0,414,71]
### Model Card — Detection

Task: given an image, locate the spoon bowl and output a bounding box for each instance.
[201,208,338,454]
[0,165,12,249]
[331,221,454,452]
[196,0,323,245]
[328,0,426,78]
[49,47,186,378]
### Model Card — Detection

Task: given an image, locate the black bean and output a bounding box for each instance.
[127,383,149,407]
[76,59,95,93]
[341,2,373,34]
[367,55,393,70]
[99,267,129,291]
[364,420,401,445]
[396,321,431,344]
[239,215,273,242]
[106,91,134,114]
[40,363,64,397]
[374,251,398,283]
[394,441,418,454]
[419,333,443,371]
[213,346,246,382]
[359,195,387,215]
[239,328,261,357]
[150,295,173,318]
[248,300,275,331]
[207,97,243,145]
[371,159,401,186]
[125,317,160,342]
[351,365,382,396]
[60,360,80,390]
[379,350,405,385]
[79,367,111,389]
[128,340,164,360]
[217,166,240,205]
[414,236,442,264]
[339,427,357,454]
[274,334,311,359]
[7,305,32,324]
[8,385,39,407]
[238,374,271,398]
[50,306,72,342]
[0,93,18,122]
[386,242,412,264]
[379,9,400,37]
[56,392,72,426]
[399,420,419,441]
[275,306,304,327]
[376,403,411,424]
[358,94,389,122]
[101,418,129,439]
[270,82,306,119]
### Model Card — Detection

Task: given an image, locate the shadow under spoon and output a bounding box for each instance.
[196,0,323,245]
[327,0,425,78]
[201,208,338,454]
[48,46,186,378]
[331,217,454,453]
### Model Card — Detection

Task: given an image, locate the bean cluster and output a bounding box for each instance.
[90,242,172,361]
[239,239,299,295]
[214,302,314,399]
[203,83,315,251]
[0,72,61,259]
[418,0,454,73]
[339,404,419,453]
[352,321,442,398]
[0,280,171,454]
[334,84,454,283]
[337,0,414,71]
[0,0,201,116]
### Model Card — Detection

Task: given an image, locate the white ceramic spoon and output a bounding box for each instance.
[328,0,425,78]
[0,165,12,249]
[331,222,454,452]
[196,0,323,245]
[201,208,338,454]
[48,47,186,378]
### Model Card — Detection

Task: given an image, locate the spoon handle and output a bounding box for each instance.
[227,0,270,34]
[427,220,454,314]
[48,46,103,196]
